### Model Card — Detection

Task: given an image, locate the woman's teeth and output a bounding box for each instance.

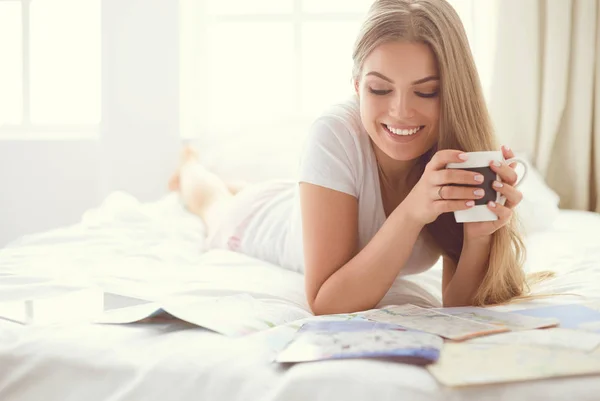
[385,124,423,136]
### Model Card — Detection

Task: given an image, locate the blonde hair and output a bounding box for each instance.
[352,0,551,305]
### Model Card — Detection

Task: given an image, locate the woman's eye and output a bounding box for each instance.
[415,91,439,98]
[369,88,392,96]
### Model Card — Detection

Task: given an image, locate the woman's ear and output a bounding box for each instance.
[353,79,360,95]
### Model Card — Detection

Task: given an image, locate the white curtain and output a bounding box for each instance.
[487,0,600,212]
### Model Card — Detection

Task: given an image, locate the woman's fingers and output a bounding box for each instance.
[502,145,515,163]
[431,169,484,186]
[426,149,469,172]
[433,199,476,214]
[436,185,486,201]
[487,200,513,228]
[490,159,518,186]
[492,181,523,208]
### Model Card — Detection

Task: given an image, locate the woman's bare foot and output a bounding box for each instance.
[168,146,199,192]
[169,146,234,237]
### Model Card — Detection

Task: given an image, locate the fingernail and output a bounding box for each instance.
[492,160,502,167]
[466,201,475,207]
[489,201,497,208]
[474,175,484,182]
[459,153,469,161]
[503,145,511,151]
[493,181,503,188]
[474,189,485,196]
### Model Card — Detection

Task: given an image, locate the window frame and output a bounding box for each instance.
[180,0,371,139]
[0,0,101,141]
[180,0,480,139]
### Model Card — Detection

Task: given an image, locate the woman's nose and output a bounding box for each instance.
[390,93,415,119]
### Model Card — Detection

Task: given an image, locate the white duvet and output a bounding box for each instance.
[1,191,600,401]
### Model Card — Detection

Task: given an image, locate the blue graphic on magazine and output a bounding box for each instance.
[275,320,443,364]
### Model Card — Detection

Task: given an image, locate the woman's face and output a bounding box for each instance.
[355,41,440,162]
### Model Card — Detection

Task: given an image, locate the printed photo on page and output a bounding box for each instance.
[275,320,443,365]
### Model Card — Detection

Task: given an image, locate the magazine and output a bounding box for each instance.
[275,320,443,365]
[94,294,312,337]
[510,303,600,333]
[363,304,507,340]
[434,306,559,331]
[428,342,600,387]
[465,328,600,352]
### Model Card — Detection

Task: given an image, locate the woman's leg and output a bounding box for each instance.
[168,147,242,237]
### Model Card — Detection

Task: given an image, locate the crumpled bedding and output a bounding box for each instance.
[1,191,599,401]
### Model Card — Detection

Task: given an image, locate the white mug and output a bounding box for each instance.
[445,151,528,223]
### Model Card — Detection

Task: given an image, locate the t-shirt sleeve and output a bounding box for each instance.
[297,116,360,198]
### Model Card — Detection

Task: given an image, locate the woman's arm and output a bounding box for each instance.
[301,150,486,315]
[441,235,492,307]
[300,183,424,315]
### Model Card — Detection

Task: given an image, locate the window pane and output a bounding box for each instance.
[207,0,293,15]
[303,0,374,14]
[204,22,295,128]
[30,0,101,124]
[0,3,22,125]
[301,21,361,118]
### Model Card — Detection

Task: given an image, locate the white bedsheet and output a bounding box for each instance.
[1,191,600,401]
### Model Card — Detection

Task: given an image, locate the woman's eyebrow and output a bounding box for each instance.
[365,71,440,85]
[412,75,440,85]
[365,71,395,83]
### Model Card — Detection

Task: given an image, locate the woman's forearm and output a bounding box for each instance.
[311,203,425,315]
[442,236,492,307]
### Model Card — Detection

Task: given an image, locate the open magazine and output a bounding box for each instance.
[510,302,600,333]
[275,320,443,365]
[363,304,508,340]
[427,341,600,387]
[363,304,560,340]
[433,306,559,331]
[94,294,312,337]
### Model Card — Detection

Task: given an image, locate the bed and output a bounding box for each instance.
[1,182,600,401]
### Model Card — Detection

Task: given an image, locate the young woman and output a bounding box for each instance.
[170,0,536,314]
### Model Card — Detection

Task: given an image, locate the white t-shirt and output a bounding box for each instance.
[209,97,441,277]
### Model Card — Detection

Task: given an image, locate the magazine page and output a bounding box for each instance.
[275,320,443,364]
[95,294,312,336]
[428,342,600,387]
[466,328,600,352]
[510,303,600,332]
[363,304,507,340]
[434,306,559,331]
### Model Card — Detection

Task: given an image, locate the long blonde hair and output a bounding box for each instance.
[352,0,550,305]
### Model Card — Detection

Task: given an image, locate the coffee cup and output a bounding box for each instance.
[445,150,528,223]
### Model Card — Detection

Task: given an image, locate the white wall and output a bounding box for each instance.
[0,0,180,247]
[0,141,101,246]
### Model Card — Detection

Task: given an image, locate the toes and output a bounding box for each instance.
[168,172,180,191]
[181,146,199,163]
[169,146,199,192]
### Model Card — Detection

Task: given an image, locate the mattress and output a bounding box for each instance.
[1,191,600,401]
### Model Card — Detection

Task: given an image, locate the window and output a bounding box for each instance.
[0,0,101,139]
[180,0,373,140]
[180,0,492,141]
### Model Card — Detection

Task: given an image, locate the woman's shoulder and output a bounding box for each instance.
[297,96,372,197]
[312,96,362,134]
[307,96,370,154]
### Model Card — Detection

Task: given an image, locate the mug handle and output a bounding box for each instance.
[496,157,529,205]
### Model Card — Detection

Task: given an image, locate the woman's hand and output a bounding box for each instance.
[463,145,524,240]
[403,149,487,226]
